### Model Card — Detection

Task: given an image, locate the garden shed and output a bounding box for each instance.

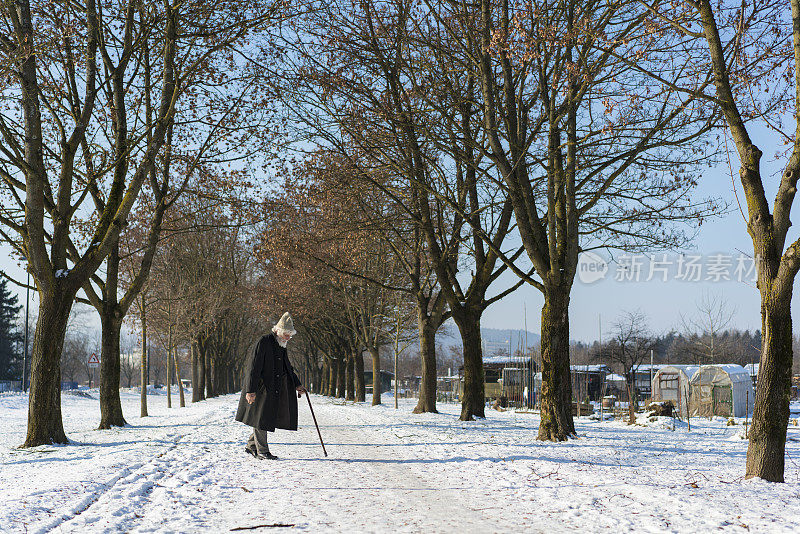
[689,364,755,418]
[651,365,698,416]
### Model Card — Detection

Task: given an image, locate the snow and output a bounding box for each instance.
[694,364,753,384]
[2,390,800,533]
[570,364,609,372]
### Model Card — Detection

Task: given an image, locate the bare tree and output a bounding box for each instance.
[408,0,720,439]
[60,334,88,385]
[285,1,524,420]
[0,0,286,446]
[119,355,139,389]
[145,197,265,403]
[293,154,448,413]
[605,310,655,423]
[680,292,736,365]
[639,0,796,481]
[148,347,165,389]
[118,331,139,388]
[273,158,423,405]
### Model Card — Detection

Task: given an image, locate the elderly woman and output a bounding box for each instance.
[236,312,307,459]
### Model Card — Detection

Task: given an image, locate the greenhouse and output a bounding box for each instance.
[651,365,699,417]
[688,364,755,418]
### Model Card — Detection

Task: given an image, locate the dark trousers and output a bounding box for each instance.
[247,428,270,455]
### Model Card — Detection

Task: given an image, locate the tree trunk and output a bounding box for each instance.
[355,350,365,402]
[369,345,381,405]
[413,312,438,413]
[198,337,206,401]
[140,300,148,417]
[98,313,126,429]
[537,291,576,441]
[174,346,185,408]
[210,356,218,398]
[213,359,223,394]
[321,358,329,395]
[166,325,172,408]
[626,379,637,424]
[303,351,311,388]
[454,310,484,420]
[345,353,355,401]
[746,290,793,481]
[311,356,320,393]
[204,344,213,398]
[24,288,74,447]
[191,341,201,402]
[327,357,336,396]
[336,356,346,398]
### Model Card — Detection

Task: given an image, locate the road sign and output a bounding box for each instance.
[88,353,100,368]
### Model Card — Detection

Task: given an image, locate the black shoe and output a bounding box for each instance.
[245,446,257,458]
[256,452,278,460]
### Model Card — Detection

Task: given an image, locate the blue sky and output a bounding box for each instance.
[481,129,796,342]
[2,129,797,344]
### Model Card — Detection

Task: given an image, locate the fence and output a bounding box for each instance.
[0,381,21,393]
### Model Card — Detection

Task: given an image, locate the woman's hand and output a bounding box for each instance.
[246,392,256,404]
[296,386,307,397]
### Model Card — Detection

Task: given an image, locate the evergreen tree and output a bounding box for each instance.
[0,277,23,380]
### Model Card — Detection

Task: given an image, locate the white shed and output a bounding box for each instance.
[605,373,626,387]
[744,363,759,389]
[651,365,699,416]
[689,364,755,418]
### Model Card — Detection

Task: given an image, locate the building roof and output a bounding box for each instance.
[632,364,666,373]
[364,370,395,377]
[743,363,759,377]
[711,364,750,375]
[570,364,610,373]
[689,364,752,385]
[654,365,700,378]
[483,354,531,365]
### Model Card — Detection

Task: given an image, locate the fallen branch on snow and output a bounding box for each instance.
[230,524,295,531]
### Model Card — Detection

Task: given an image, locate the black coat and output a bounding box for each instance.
[235,333,302,432]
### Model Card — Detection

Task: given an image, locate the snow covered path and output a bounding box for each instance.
[2,391,800,533]
[1,392,522,533]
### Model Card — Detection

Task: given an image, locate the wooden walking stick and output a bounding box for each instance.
[304,393,328,457]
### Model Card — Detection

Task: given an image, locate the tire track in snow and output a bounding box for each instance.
[48,404,236,533]
[28,396,542,533]
[107,405,237,533]
[27,401,232,534]
[33,433,185,534]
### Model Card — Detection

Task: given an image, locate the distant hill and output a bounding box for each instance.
[436,324,540,355]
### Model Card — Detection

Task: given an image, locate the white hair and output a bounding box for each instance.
[272,325,292,336]
[272,325,292,347]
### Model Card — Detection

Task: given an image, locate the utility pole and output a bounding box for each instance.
[524,303,529,408]
[650,349,654,400]
[599,314,604,422]
[599,314,602,346]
